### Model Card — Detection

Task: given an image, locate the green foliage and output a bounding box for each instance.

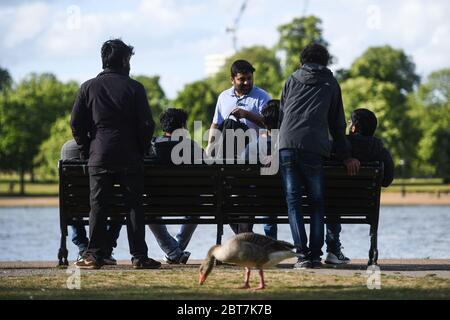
[277,16,329,78]
[173,80,218,137]
[349,45,420,93]
[409,68,450,179]
[132,75,168,135]
[341,77,420,170]
[34,113,72,179]
[0,67,12,91]
[0,73,78,177]
[210,46,283,98]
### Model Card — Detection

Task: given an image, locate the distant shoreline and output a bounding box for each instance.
[0,192,449,207]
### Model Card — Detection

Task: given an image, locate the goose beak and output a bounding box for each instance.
[199,272,206,285]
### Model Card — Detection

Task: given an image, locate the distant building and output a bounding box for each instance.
[204,52,232,77]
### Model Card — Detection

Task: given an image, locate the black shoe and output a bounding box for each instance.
[132,257,161,269]
[311,259,323,268]
[103,254,117,266]
[164,251,191,265]
[293,256,312,269]
[325,248,351,265]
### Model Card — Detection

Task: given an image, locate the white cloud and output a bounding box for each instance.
[3,2,51,48]
[1,0,449,98]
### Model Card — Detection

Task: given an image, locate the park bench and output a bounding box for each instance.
[57,159,383,267]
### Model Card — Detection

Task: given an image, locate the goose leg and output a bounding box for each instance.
[239,267,251,289]
[254,269,266,290]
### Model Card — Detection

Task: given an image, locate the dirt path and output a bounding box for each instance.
[1,259,449,279]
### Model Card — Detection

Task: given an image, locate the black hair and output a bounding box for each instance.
[351,108,378,136]
[160,108,188,133]
[101,39,134,69]
[261,99,280,130]
[230,59,255,77]
[300,43,330,67]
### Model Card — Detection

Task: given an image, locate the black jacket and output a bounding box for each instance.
[147,136,203,164]
[70,68,155,167]
[347,134,394,187]
[279,63,350,159]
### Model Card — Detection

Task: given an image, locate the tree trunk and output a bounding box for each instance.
[20,168,25,195]
[30,167,35,183]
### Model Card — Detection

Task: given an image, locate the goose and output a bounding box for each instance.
[198,232,298,290]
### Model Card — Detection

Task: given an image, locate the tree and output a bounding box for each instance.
[409,68,450,180]
[34,113,72,180]
[349,45,420,94]
[210,46,283,98]
[0,67,12,92]
[341,77,420,173]
[132,75,168,134]
[0,73,78,193]
[277,16,329,78]
[173,80,218,144]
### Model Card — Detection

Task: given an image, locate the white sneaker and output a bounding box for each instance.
[325,250,351,265]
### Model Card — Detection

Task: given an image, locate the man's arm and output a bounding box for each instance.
[208,123,219,145]
[279,79,290,128]
[329,82,360,176]
[230,108,264,127]
[70,86,90,160]
[135,84,155,155]
[380,147,395,187]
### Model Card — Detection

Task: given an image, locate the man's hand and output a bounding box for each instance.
[230,107,248,119]
[343,158,360,176]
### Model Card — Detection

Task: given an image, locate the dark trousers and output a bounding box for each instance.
[84,165,148,260]
[230,223,253,234]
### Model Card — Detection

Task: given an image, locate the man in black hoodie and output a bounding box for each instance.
[70,39,160,269]
[325,108,394,264]
[279,43,360,269]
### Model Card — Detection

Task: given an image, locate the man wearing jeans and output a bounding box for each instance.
[279,43,360,269]
[70,39,160,269]
[147,108,202,264]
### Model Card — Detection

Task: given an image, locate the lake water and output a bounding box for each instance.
[0,206,449,261]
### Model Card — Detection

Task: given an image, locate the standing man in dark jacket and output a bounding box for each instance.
[279,43,360,269]
[70,39,160,269]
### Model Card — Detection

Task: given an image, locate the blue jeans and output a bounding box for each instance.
[148,220,197,261]
[263,222,277,239]
[280,149,325,260]
[326,223,342,253]
[71,219,122,256]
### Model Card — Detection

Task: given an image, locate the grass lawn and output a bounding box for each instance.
[0,177,448,197]
[1,266,449,300]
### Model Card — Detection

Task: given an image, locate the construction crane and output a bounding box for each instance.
[226,0,249,52]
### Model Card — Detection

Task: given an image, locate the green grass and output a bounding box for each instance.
[0,176,448,197]
[1,267,449,300]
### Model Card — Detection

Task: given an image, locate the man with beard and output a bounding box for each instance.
[208,59,271,139]
[207,59,271,234]
[70,39,160,269]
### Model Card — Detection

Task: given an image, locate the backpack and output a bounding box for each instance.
[213,114,250,160]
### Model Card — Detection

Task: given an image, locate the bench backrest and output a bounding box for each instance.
[59,160,383,226]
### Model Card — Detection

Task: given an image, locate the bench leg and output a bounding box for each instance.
[57,233,69,267]
[215,223,224,266]
[368,223,379,266]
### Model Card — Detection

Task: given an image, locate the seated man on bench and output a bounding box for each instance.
[147,108,203,264]
[326,108,394,265]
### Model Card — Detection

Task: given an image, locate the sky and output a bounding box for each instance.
[0,0,449,98]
